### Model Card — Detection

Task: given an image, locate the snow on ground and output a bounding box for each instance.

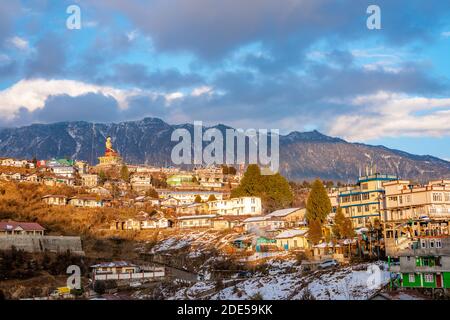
[150,230,235,254]
[177,261,390,300]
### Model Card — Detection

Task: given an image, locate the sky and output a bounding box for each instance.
[2,1,450,159]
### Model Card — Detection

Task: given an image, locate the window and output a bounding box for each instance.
[409,274,415,283]
[424,274,434,283]
[352,194,360,202]
[362,183,368,190]
[362,193,369,200]
[389,196,398,201]
[421,240,427,249]
[445,193,450,202]
[433,193,443,202]
[364,205,370,212]
[429,240,435,248]
[399,196,403,204]
[357,206,362,213]
[436,239,442,248]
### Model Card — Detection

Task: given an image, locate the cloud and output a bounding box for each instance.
[87,0,450,60]
[0,78,218,127]
[0,79,146,121]
[7,36,29,50]
[328,91,450,141]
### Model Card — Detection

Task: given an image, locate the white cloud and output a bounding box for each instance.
[328,91,450,141]
[0,79,168,121]
[191,86,212,97]
[8,36,29,50]
[441,31,450,37]
[126,30,139,42]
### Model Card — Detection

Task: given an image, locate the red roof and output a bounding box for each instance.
[0,221,45,232]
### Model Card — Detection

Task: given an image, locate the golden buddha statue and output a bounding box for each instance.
[105,136,116,154]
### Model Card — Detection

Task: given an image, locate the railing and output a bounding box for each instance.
[93,269,165,281]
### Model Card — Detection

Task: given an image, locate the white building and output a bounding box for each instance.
[157,190,225,205]
[208,197,262,216]
[52,166,75,178]
[130,174,153,191]
[177,214,216,228]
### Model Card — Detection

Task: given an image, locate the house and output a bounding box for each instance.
[90,261,165,281]
[177,214,216,228]
[275,229,309,251]
[51,166,75,178]
[255,236,277,252]
[75,161,89,174]
[243,215,287,233]
[0,172,22,181]
[0,221,45,236]
[90,261,140,275]
[208,197,262,216]
[160,196,181,208]
[212,215,251,230]
[87,187,112,197]
[0,158,31,168]
[130,174,153,191]
[389,236,450,290]
[42,195,68,206]
[232,234,256,250]
[81,174,99,187]
[68,196,105,208]
[157,190,225,204]
[176,202,209,215]
[112,212,173,230]
[42,175,75,187]
[266,208,306,226]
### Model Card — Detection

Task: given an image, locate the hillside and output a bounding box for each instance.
[1,118,450,182]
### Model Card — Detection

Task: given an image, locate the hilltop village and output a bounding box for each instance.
[0,137,449,300]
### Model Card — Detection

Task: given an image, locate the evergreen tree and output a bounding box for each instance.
[341,217,355,239]
[332,206,346,239]
[120,165,130,182]
[231,164,293,211]
[305,179,332,223]
[207,194,217,202]
[194,195,202,203]
[308,219,323,245]
[98,171,107,185]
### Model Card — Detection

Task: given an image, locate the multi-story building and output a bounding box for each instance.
[383,180,450,222]
[157,190,225,204]
[382,180,450,256]
[81,174,99,188]
[208,197,262,216]
[130,174,152,191]
[333,172,398,228]
[389,236,450,294]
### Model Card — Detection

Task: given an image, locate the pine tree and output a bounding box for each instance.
[194,195,202,203]
[207,194,217,202]
[308,219,323,245]
[231,164,293,211]
[341,217,355,239]
[306,179,332,223]
[332,206,346,239]
[120,165,130,182]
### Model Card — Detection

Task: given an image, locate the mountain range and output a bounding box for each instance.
[1,117,450,182]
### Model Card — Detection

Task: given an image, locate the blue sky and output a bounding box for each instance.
[2,1,450,159]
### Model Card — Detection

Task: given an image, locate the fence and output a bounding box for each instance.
[93,268,165,281]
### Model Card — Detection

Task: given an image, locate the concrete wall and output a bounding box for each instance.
[0,235,84,255]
